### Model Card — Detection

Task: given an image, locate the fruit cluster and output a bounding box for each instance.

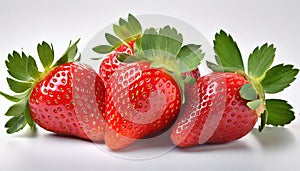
[1,14,298,151]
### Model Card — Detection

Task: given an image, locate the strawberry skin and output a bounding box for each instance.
[183,68,201,80]
[105,62,181,150]
[29,62,106,141]
[171,72,258,147]
[99,41,135,85]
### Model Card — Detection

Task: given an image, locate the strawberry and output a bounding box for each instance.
[181,68,201,104]
[103,25,205,150]
[93,14,201,87]
[171,30,298,147]
[182,68,201,80]
[177,67,201,131]
[0,40,106,141]
[171,72,258,146]
[29,62,105,141]
[105,62,182,150]
[93,14,142,86]
[98,41,135,85]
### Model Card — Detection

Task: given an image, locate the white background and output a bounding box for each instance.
[0,0,300,170]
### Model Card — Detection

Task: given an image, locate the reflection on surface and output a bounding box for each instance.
[95,128,175,160]
[46,133,96,143]
[175,140,253,153]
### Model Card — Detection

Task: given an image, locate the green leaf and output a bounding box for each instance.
[134,37,142,53]
[240,84,258,100]
[4,101,26,116]
[0,91,22,102]
[159,26,183,56]
[105,33,122,47]
[113,24,131,42]
[5,51,41,81]
[259,109,267,132]
[128,13,142,36]
[177,44,205,73]
[54,39,80,66]
[5,51,32,81]
[206,61,241,72]
[141,28,159,57]
[113,14,142,41]
[261,64,299,93]
[150,62,165,69]
[117,53,148,63]
[206,61,224,72]
[37,41,54,69]
[247,99,261,110]
[94,33,126,54]
[5,115,27,134]
[92,45,114,54]
[26,54,41,79]
[265,99,295,126]
[119,18,127,26]
[24,102,34,127]
[248,43,276,78]
[141,26,183,57]
[93,14,142,56]
[213,30,244,71]
[66,39,80,61]
[7,78,32,93]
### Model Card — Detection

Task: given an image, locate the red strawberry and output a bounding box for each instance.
[30,62,106,141]
[1,40,106,141]
[105,62,182,150]
[93,14,142,86]
[171,72,258,146]
[182,68,201,80]
[182,68,201,104]
[99,41,135,85]
[171,30,298,147]
[101,23,205,150]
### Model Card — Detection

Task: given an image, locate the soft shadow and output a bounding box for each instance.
[111,130,173,153]
[251,127,295,151]
[175,140,252,153]
[14,127,38,138]
[45,133,105,144]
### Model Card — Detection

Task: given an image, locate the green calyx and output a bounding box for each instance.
[92,13,205,102]
[117,25,205,103]
[208,30,299,131]
[138,26,205,76]
[92,14,142,55]
[0,39,80,134]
